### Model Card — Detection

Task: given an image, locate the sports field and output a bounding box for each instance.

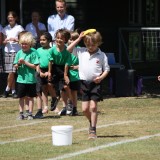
[0,88,160,160]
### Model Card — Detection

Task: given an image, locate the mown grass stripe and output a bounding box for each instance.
[0,120,135,145]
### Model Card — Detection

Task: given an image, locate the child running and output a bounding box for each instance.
[34,32,59,118]
[67,29,110,139]
[13,32,39,120]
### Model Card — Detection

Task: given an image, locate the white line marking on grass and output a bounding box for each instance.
[46,133,160,160]
[0,120,136,145]
[0,121,48,130]
[0,134,51,145]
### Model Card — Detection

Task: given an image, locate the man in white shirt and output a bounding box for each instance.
[47,0,75,41]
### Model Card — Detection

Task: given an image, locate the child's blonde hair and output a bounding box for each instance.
[83,31,103,47]
[19,32,36,47]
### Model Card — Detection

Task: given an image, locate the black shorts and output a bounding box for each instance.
[69,80,80,91]
[80,80,103,101]
[17,83,37,98]
[52,64,65,90]
[40,68,50,85]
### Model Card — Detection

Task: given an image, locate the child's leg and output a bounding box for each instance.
[34,93,44,118]
[48,83,59,111]
[18,97,25,120]
[19,97,25,113]
[23,97,29,118]
[71,90,78,107]
[89,100,98,128]
[28,97,34,115]
[87,100,98,139]
[37,93,43,110]
[82,101,91,121]
[42,85,49,113]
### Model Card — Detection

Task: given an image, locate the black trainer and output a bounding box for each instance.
[34,111,43,119]
[50,97,59,111]
[66,102,74,115]
[3,91,9,98]
[71,107,78,116]
[58,107,67,116]
[12,92,18,98]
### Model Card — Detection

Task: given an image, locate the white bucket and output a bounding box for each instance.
[51,125,73,146]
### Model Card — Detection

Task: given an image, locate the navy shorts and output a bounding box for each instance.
[80,80,103,101]
[52,64,65,90]
[69,80,80,91]
[17,83,37,98]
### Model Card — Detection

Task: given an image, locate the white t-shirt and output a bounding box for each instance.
[73,47,110,81]
[2,24,24,52]
[47,14,75,40]
[25,22,46,38]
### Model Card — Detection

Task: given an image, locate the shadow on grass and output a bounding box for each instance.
[41,115,61,119]
[98,134,130,138]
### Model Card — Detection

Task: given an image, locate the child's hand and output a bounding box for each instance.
[18,58,25,64]
[64,75,70,85]
[70,65,78,70]
[44,72,48,77]
[93,76,102,84]
[40,72,45,77]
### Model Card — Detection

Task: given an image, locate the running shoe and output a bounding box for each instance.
[58,107,67,116]
[50,97,59,111]
[66,102,74,115]
[34,111,43,119]
[18,114,24,120]
[88,127,97,139]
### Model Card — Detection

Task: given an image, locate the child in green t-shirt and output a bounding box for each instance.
[64,31,81,116]
[13,32,39,120]
[34,32,59,118]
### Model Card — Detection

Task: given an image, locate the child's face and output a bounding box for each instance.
[40,35,49,48]
[85,41,99,54]
[55,33,65,47]
[68,37,75,45]
[21,43,31,52]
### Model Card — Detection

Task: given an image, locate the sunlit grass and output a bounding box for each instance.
[0,94,160,160]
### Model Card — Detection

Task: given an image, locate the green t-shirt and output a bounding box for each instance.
[13,48,39,84]
[66,53,79,82]
[48,45,70,65]
[37,47,50,68]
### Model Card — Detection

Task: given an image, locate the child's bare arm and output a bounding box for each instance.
[67,32,84,52]
[64,65,70,85]
[93,71,109,84]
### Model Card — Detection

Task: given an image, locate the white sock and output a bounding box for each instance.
[12,90,16,94]
[5,86,10,92]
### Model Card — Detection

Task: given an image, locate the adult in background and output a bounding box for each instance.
[2,11,24,98]
[47,0,75,41]
[25,10,47,49]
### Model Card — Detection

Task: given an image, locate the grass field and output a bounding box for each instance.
[0,88,160,160]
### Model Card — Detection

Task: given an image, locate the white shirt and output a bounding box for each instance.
[25,22,46,38]
[47,14,75,40]
[73,47,110,81]
[2,24,24,52]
